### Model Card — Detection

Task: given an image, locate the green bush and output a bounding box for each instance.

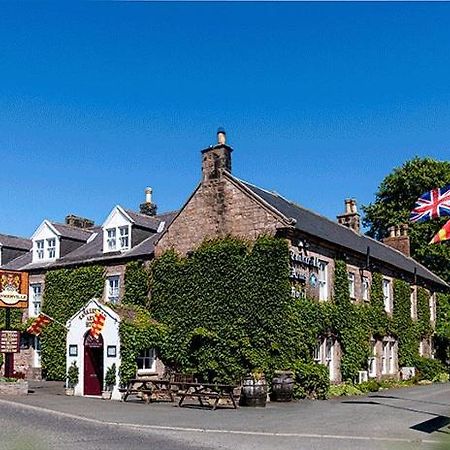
[292,361,330,399]
[358,380,381,393]
[415,357,447,381]
[328,383,363,397]
[67,361,79,388]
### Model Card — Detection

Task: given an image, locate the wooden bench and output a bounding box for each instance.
[175,382,239,410]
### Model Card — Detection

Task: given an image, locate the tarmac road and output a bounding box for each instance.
[1,382,450,449]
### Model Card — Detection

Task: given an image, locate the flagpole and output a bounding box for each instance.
[40,313,68,331]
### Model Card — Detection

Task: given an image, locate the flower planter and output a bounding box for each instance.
[102,390,112,400]
[65,387,75,396]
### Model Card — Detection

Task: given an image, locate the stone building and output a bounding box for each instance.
[156,130,448,383]
[2,190,176,387]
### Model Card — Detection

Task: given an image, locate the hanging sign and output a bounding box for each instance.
[0,270,29,309]
[0,330,20,353]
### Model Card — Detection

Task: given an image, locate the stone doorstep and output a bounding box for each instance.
[0,380,29,395]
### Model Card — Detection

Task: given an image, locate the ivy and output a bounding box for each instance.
[393,279,418,367]
[40,266,105,380]
[116,303,166,386]
[151,236,298,384]
[417,287,432,338]
[122,261,150,307]
[332,260,370,381]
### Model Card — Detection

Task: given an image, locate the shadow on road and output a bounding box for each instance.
[342,398,450,435]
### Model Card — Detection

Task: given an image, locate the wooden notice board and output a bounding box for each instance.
[0,330,20,353]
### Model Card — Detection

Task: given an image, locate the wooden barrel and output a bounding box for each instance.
[270,370,294,402]
[240,375,267,407]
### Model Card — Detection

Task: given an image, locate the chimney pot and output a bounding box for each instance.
[383,223,410,256]
[337,198,360,233]
[145,187,153,204]
[217,128,226,145]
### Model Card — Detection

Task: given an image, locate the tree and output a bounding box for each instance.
[362,157,450,283]
[362,157,450,365]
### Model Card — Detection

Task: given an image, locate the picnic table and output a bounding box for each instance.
[122,378,173,403]
[122,378,239,410]
[175,382,239,410]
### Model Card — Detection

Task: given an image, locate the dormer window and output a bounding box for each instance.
[36,240,44,259]
[119,226,129,249]
[105,226,130,252]
[107,228,116,251]
[47,238,56,259]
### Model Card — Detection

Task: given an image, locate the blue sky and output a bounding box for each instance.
[1,2,449,237]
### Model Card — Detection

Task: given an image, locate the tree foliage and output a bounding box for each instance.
[362,157,450,283]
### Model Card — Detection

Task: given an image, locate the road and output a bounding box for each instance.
[1,382,450,449]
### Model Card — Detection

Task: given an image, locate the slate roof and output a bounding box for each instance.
[0,234,32,250]
[234,176,448,289]
[123,209,162,231]
[3,211,178,271]
[1,251,32,270]
[51,222,93,241]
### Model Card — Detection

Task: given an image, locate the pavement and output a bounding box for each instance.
[1,381,450,449]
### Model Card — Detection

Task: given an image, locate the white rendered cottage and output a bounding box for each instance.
[66,299,121,400]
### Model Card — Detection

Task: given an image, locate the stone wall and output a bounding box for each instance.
[156,174,286,256]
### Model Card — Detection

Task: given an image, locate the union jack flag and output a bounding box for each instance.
[410,185,450,223]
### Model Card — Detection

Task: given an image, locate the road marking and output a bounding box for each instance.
[0,398,440,445]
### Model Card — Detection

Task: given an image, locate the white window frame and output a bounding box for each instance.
[47,238,56,259]
[33,336,42,368]
[410,286,417,320]
[383,278,392,313]
[430,293,436,322]
[36,240,44,260]
[382,339,396,375]
[106,228,117,251]
[30,283,42,317]
[314,337,335,381]
[368,340,377,378]
[318,261,328,301]
[362,276,369,302]
[137,348,156,371]
[348,272,355,299]
[419,340,424,357]
[119,226,129,250]
[106,276,120,304]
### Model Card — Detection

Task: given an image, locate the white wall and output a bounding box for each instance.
[66,299,122,400]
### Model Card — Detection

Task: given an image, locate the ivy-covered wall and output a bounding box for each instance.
[151,236,301,384]
[41,266,105,380]
[150,236,440,386]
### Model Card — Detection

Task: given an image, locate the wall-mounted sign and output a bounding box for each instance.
[289,250,320,269]
[0,270,29,309]
[0,330,20,353]
[69,344,78,356]
[78,307,98,328]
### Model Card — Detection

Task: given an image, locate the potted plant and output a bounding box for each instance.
[102,363,116,400]
[66,361,79,396]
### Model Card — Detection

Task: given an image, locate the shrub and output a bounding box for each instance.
[358,380,381,393]
[67,361,79,388]
[328,383,363,397]
[415,357,447,381]
[104,363,116,390]
[293,361,330,399]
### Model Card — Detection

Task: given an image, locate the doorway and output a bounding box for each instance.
[83,332,103,395]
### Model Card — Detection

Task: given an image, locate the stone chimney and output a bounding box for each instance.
[65,214,95,229]
[382,224,410,257]
[336,199,360,233]
[139,187,158,216]
[201,128,233,183]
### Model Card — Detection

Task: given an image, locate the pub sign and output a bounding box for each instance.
[0,270,29,309]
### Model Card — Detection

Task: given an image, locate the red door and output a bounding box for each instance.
[84,333,103,395]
